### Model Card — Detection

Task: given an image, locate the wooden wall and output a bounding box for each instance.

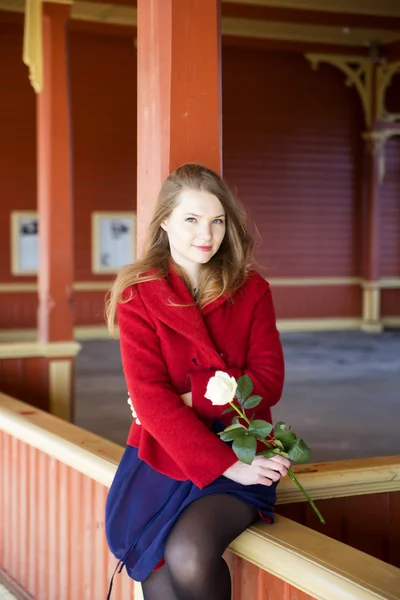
[0,13,399,332]
[277,490,400,568]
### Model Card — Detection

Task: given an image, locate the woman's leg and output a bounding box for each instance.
[141,494,258,600]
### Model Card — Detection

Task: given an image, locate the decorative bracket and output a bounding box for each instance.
[376,60,400,123]
[22,0,74,94]
[23,0,43,93]
[305,54,373,126]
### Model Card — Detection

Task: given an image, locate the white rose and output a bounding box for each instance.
[205,371,238,406]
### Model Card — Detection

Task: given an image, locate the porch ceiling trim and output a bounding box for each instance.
[224,0,400,19]
[1,1,399,47]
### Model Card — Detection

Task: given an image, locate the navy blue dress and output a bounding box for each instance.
[105,419,277,592]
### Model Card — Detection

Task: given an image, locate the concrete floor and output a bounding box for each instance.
[75,330,400,464]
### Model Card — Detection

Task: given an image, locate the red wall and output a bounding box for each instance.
[0,14,398,331]
[222,47,364,319]
[0,23,36,285]
[70,31,137,283]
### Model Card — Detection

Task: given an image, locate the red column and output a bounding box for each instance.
[136,0,222,253]
[37,2,74,342]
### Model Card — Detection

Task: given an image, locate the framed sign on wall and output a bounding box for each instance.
[91,212,137,274]
[10,211,39,275]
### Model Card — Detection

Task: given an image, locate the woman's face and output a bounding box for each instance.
[161,188,226,273]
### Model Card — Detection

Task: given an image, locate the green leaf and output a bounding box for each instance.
[243,395,263,409]
[274,423,297,448]
[287,438,311,463]
[258,449,276,458]
[236,375,253,404]
[232,434,257,465]
[218,423,246,442]
[273,439,284,449]
[248,420,273,439]
[220,428,246,442]
[221,406,235,416]
[232,416,239,425]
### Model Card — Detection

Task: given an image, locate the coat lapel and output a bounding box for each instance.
[139,264,228,369]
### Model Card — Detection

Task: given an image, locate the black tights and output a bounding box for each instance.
[141,494,258,600]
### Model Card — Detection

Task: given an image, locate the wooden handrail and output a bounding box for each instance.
[1,393,400,600]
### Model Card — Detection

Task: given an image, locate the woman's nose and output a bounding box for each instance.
[198,225,212,241]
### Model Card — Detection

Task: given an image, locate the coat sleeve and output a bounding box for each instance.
[189,285,284,421]
[117,288,238,489]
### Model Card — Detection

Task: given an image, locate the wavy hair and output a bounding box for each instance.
[106,163,255,334]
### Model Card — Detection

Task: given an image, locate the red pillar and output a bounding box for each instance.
[37,2,74,343]
[136,0,222,253]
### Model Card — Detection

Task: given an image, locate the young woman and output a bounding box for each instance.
[105,163,289,600]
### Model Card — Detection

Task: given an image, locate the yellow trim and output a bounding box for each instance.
[91,211,137,275]
[231,517,400,600]
[1,395,399,600]
[0,283,37,293]
[268,277,362,286]
[10,211,38,276]
[307,54,372,126]
[73,281,113,291]
[23,0,43,94]
[277,455,400,504]
[0,281,114,293]
[380,278,400,289]
[0,341,81,359]
[5,0,400,19]
[72,2,137,26]
[223,0,400,17]
[277,318,362,332]
[362,287,382,333]
[222,18,400,46]
[2,316,400,342]
[383,317,400,327]
[0,330,36,342]
[75,326,115,340]
[49,359,71,420]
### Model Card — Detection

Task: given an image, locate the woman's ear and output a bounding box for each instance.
[160,220,168,232]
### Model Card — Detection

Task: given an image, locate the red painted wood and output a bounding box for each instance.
[0,433,138,600]
[222,47,364,281]
[69,31,137,281]
[37,3,74,342]
[0,24,36,285]
[381,289,400,317]
[271,284,361,320]
[276,491,400,569]
[0,430,321,599]
[381,136,400,278]
[136,0,222,253]
[0,357,50,411]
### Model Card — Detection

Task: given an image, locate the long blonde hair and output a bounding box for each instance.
[106,163,255,333]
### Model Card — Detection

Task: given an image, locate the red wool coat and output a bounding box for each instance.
[118,264,285,489]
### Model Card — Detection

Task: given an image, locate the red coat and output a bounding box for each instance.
[118,263,285,489]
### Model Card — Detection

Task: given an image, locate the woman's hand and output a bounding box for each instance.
[127,391,193,424]
[222,455,290,486]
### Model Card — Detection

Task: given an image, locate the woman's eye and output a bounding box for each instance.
[185,217,196,223]
[214,219,225,224]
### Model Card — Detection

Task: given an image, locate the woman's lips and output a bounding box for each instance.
[194,245,212,252]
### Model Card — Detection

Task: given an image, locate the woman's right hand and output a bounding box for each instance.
[223,455,290,486]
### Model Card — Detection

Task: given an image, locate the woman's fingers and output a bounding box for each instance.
[269,454,291,469]
[252,455,290,478]
[127,396,141,424]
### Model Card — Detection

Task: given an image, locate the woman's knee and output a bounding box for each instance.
[165,533,217,585]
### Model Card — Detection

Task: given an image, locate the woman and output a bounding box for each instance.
[105,163,289,600]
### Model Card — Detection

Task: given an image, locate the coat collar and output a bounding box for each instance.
[138,262,229,369]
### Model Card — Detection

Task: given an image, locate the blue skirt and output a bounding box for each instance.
[105,421,277,585]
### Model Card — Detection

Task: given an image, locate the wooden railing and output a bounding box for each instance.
[1,393,399,600]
